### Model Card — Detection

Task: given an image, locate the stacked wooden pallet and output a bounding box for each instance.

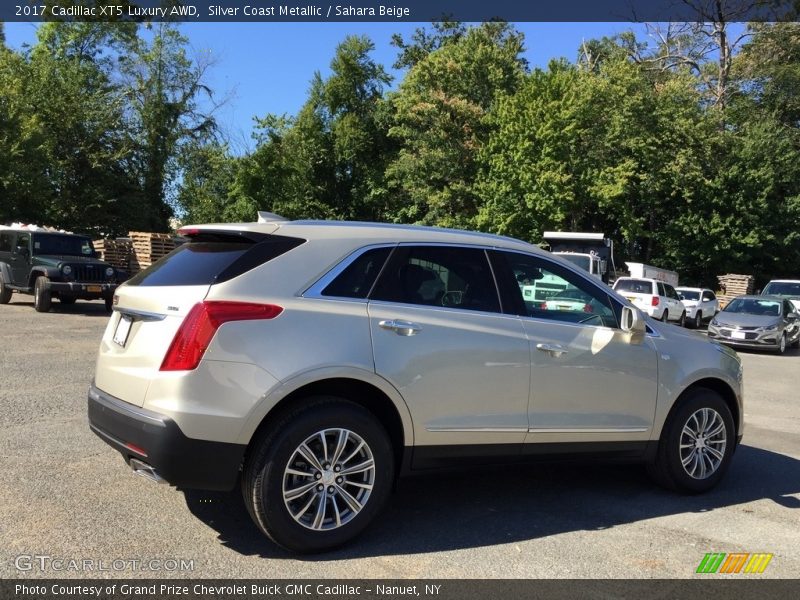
[128,231,175,275]
[93,239,132,270]
[717,274,754,308]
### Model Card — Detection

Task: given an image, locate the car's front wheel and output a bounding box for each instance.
[0,278,12,304]
[648,388,735,494]
[34,276,52,313]
[678,311,686,327]
[776,333,787,355]
[693,311,702,329]
[242,397,394,553]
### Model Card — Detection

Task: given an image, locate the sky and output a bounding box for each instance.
[4,21,646,152]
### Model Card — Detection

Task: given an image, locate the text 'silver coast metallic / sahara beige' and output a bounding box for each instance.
[88,218,744,552]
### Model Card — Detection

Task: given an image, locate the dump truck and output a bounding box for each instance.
[542,231,616,284]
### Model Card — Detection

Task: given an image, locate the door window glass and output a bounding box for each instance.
[491,251,617,328]
[370,246,501,313]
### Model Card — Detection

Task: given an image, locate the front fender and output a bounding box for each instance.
[0,262,12,283]
[29,266,61,286]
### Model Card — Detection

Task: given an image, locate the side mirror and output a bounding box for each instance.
[621,305,646,345]
[678,294,685,300]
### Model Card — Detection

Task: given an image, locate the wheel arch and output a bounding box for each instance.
[668,377,741,439]
[242,371,413,475]
[28,267,58,288]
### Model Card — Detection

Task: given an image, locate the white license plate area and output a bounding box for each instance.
[113,315,133,347]
[731,330,747,340]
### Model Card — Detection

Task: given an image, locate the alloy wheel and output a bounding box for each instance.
[282,428,376,531]
[679,408,727,480]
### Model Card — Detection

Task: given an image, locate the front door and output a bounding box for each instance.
[490,250,659,448]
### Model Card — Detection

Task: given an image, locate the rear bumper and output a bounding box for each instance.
[50,281,118,298]
[87,384,245,491]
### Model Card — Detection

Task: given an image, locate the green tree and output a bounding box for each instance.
[387,22,526,228]
[121,23,218,231]
[232,35,392,222]
[175,142,240,224]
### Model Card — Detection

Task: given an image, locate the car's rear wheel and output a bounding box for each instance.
[0,279,12,304]
[242,397,394,553]
[34,276,52,313]
[661,310,668,322]
[693,312,702,329]
[648,388,735,493]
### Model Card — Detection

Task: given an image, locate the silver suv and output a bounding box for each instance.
[88,220,744,552]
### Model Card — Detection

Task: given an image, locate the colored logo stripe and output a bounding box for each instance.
[744,553,773,574]
[696,553,773,574]
[697,553,726,573]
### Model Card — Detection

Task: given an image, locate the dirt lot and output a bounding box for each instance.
[1,297,798,578]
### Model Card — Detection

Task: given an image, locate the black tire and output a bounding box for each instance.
[791,335,800,349]
[776,333,787,355]
[242,397,395,553]
[0,279,12,304]
[33,276,52,313]
[660,310,668,322]
[678,311,686,327]
[104,297,113,313]
[59,297,76,305]
[648,388,735,494]
[693,312,702,329]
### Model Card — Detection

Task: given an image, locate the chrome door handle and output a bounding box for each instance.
[378,319,422,336]
[536,343,569,357]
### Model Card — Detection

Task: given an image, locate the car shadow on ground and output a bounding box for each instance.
[182,444,800,559]
[8,299,110,317]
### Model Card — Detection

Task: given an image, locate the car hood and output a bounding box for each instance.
[33,254,109,267]
[713,313,781,328]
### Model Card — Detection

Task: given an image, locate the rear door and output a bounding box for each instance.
[664,284,683,320]
[367,245,531,464]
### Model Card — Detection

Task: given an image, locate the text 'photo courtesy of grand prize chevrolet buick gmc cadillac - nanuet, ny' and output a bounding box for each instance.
[88,217,744,553]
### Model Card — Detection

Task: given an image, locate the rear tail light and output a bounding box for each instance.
[583,303,593,313]
[160,301,283,371]
[651,296,660,307]
[539,302,548,310]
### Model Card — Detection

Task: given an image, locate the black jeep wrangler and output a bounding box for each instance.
[0,229,125,312]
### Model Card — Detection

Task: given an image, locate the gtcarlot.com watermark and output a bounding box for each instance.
[14,554,194,573]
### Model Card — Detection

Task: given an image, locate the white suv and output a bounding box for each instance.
[88,220,743,552]
[613,277,686,326]
[676,287,719,329]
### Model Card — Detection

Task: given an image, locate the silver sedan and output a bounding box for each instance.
[708,295,800,354]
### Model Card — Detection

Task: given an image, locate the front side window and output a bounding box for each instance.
[490,251,617,328]
[15,234,30,252]
[702,291,716,302]
[370,246,501,313]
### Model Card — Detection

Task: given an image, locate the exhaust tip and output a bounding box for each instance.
[129,458,166,484]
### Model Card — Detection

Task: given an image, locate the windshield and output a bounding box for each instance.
[763,282,800,298]
[33,234,94,257]
[723,298,782,316]
[677,290,700,301]
[558,254,591,272]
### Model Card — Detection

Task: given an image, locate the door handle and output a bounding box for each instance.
[536,343,569,357]
[378,319,422,336]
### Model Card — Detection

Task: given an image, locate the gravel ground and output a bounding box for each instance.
[1,296,798,579]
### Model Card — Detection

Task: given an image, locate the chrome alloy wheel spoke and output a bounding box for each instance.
[679,407,727,480]
[283,428,376,531]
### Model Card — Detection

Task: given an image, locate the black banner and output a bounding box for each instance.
[3,580,800,600]
[2,0,799,23]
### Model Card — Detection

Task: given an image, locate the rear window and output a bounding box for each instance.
[126,234,304,287]
[614,279,654,295]
[678,290,700,301]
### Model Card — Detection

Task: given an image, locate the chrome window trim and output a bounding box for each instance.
[528,427,649,434]
[113,307,166,322]
[302,243,397,302]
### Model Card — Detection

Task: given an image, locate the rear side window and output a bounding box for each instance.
[614,279,653,295]
[126,234,303,287]
[322,247,393,299]
[657,282,666,296]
